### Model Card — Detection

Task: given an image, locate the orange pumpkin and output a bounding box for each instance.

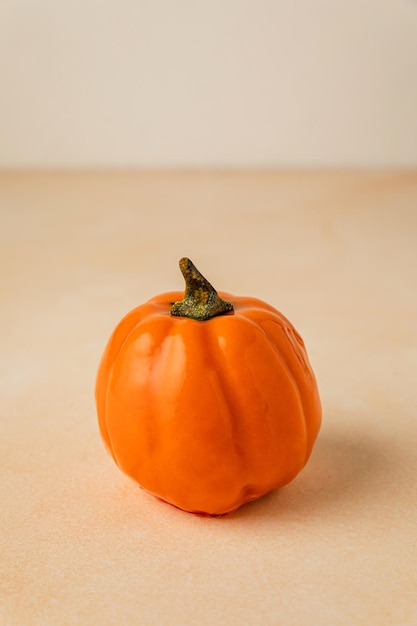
[95,258,321,515]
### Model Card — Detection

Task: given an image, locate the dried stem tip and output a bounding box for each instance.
[171,258,234,321]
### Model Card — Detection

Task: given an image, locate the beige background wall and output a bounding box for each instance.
[1,0,417,168]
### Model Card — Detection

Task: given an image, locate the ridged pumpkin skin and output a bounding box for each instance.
[95,290,321,516]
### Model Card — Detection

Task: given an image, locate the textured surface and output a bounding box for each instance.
[1,171,417,625]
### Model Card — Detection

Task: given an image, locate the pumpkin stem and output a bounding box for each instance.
[171,258,234,321]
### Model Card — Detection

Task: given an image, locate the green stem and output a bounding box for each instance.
[171,258,234,321]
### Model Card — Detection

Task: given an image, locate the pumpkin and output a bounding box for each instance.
[95,258,321,516]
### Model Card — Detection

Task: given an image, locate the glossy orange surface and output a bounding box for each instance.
[95,291,321,515]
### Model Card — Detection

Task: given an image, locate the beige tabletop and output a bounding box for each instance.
[1,171,417,625]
